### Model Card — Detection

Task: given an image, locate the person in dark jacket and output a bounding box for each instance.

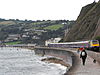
[80,49,87,66]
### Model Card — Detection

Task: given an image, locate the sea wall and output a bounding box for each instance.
[34,47,79,75]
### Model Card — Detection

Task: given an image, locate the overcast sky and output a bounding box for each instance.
[0,0,99,20]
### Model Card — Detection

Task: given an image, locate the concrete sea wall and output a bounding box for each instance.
[34,47,79,75]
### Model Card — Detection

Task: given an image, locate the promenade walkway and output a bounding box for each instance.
[67,50,100,75]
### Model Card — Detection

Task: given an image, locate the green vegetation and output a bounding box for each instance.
[32,21,50,25]
[5,41,21,45]
[0,18,75,45]
[32,27,40,29]
[44,24,64,30]
[95,36,100,43]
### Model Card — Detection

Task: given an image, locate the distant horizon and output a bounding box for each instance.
[0,0,99,21]
[0,17,75,21]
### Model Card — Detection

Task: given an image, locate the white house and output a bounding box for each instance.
[45,37,61,46]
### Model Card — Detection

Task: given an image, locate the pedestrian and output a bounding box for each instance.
[80,48,87,66]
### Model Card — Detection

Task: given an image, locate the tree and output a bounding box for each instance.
[0,32,8,42]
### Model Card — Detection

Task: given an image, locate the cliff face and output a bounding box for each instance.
[64,1,100,41]
[93,18,100,38]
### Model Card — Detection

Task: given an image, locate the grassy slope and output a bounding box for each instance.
[44,24,64,30]
[32,21,56,25]
[5,41,21,45]
[0,21,16,25]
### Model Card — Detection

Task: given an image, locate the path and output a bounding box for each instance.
[67,50,100,75]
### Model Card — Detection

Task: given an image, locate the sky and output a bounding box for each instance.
[0,0,99,21]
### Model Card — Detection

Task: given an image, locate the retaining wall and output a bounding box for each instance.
[87,51,100,63]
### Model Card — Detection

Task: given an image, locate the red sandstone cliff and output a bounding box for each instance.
[64,1,100,41]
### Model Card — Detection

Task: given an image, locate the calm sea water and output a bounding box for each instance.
[0,47,67,75]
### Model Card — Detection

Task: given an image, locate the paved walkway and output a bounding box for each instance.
[74,56,100,75]
[67,51,100,75]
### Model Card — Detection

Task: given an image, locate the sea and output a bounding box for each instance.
[0,47,67,75]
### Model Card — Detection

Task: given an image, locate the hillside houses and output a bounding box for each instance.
[5,34,21,42]
[0,19,75,45]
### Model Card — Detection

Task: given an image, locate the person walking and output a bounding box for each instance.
[80,48,87,66]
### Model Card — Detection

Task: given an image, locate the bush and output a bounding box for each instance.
[95,36,100,43]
